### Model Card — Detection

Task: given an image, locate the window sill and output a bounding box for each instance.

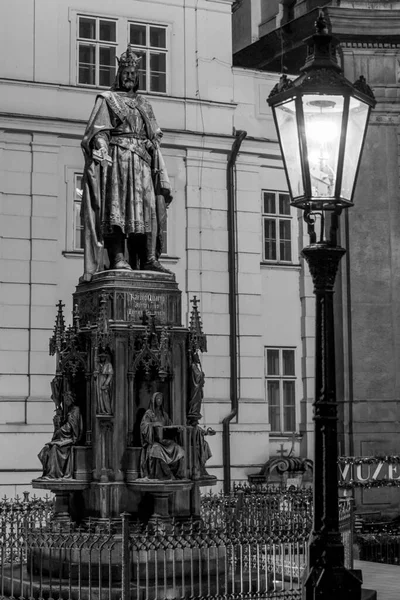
[161,255,180,264]
[269,433,302,439]
[62,251,180,264]
[63,250,84,259]
[76,83,168,96]
[260,262,301,270]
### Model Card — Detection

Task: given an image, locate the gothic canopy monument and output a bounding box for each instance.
[32,45,216,525]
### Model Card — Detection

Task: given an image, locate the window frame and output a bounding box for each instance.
[72,174,84,252]
[261,189,293,264]
[70,10,169,94]
[76,15,118,89]
[64,167,84,256]
[128,21,168,95]
[265,347,297,434]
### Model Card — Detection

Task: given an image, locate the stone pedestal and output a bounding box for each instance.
[33,270,214,522]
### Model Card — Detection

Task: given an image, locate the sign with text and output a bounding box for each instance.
[126,292,168,323]
[338,456,400,488]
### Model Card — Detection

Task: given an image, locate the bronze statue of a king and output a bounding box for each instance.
[81,45,172,280]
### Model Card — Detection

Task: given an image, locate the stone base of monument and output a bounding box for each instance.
[128,479,193,524]
[74,269,182,327]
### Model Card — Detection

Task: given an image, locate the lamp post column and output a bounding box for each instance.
[302,241,361,599]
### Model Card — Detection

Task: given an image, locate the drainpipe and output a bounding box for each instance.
[222,129,247,494]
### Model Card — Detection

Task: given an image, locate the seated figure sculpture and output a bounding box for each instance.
[38,391,83,479]
[140,392,185,480]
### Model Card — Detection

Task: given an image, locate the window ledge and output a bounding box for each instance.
[63,250,84,259]
[269,433,303,439]
[161,255,180,264]
[261,262,301,270]
[62,251,180,264]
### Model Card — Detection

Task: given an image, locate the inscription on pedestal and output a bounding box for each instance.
[74,271,182,327]
[127,292,167,323]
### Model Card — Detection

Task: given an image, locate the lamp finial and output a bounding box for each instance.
[315,11,328,35]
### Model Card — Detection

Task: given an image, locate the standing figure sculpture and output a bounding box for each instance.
[81,45,173,280]
[95,350,114,415]
[140,392,185,480]
[193,426,216,479]
[38,392,83,479]
[187,350,205,426]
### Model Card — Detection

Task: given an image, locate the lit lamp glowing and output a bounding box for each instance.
[269,18,375,213]
[268,13,375,600]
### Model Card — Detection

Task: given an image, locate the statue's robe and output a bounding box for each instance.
[38,406,83,479]
[81,91,172,280]
[96,360,113,414]
[140,408,184,480]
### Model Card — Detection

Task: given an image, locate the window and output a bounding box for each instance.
[75,15,168,93]
[129,23,167,93]
[77,16,117,87]
[73,175,84,251]
[262,190,292,262]
[265,348,296,433]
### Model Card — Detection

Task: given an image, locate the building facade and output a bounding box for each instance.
[233,0,400,515]
[0,0,310,496]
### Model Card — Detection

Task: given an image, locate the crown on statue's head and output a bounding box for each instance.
[117,45,142,70]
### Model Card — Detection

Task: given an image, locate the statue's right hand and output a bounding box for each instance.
[95,136,108,151]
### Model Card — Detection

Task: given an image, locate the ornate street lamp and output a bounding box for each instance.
[268,13,375,600]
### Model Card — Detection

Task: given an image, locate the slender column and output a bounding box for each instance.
[302,243,361,600]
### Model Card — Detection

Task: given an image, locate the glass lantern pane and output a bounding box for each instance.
[274,100,304,200]
[302,94,344,200]
[341,97,369,202]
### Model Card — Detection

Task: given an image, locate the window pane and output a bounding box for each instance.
[151,73,166,93]
[99,46,116,87]
[79,17,96,40]
[282,350,295,376]
[78,44,96,85]
[268,381,280,431]
[264,219,276,261]
[75,175,83,197]
[150,52,166,92]
[99,46,116,66]
[283,381,295,431]
[150,52,166,73]
[279,220,292,262]
[131,50,147,90]
[263,191,276,214]
[99,66,116,87]
[130,23,147,46]
[279,193,291,215]
[150,26,166,48]
[74,202,84,250]
[99,20,116,42]
[266,349,279,375]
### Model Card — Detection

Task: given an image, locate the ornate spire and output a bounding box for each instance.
[97,294,109,336]
[49,300,65,356]
[189,296,207,354]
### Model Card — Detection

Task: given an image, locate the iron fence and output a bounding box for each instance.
[357,533,400,565]
[0,488,354,600]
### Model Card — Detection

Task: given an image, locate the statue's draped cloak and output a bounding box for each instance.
[38,406,83,479]
[96,360,113,414]
[81,91,171,280]
[140,400,184,479]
